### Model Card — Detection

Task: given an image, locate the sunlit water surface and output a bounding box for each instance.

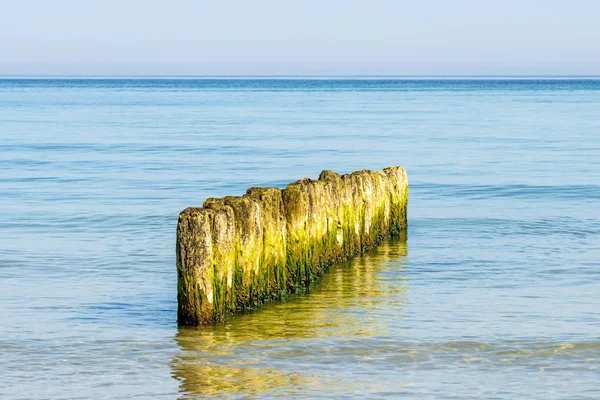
[1,79,599,399]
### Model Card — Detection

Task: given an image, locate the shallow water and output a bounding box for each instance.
[1,78,599,399]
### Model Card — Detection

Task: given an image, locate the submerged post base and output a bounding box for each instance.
[176,166,408,325]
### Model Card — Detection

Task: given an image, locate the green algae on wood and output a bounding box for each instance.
[176,166,408,325]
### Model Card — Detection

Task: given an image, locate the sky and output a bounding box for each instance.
[1,0,599,76]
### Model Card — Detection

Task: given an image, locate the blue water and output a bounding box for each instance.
[1,79,599,399]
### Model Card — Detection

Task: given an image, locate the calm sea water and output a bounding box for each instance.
[1,78,599,399]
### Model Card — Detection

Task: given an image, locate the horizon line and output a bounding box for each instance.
[1,74,600,80]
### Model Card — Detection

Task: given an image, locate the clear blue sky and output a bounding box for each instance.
[1,0,599,76]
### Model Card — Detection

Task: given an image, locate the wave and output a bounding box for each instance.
[413,182,600,200]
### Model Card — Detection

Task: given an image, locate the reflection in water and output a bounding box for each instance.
[172,235,408,398]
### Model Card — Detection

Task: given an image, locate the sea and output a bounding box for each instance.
[1,78,599,399]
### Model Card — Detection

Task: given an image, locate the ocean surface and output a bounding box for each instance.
[1,78,599,399]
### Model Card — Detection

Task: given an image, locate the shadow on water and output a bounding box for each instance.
[171,234,408,398]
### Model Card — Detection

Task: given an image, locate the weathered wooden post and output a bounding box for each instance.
[176,166,408,325]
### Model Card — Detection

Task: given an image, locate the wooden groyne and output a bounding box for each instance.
[176,166,408,325]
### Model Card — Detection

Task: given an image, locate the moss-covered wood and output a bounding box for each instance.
[176,166,408,325]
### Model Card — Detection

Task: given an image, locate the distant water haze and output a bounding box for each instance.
[1,0,599,76]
